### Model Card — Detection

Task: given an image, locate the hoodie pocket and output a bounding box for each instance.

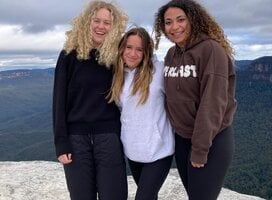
[121,122,163,162]
[166,98,197,133]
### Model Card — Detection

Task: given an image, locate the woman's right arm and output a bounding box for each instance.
[53,50,72,160]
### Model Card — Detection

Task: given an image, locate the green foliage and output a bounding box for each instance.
[223,74,272,199]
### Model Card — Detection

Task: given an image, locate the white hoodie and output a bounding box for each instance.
[118,55,174,163]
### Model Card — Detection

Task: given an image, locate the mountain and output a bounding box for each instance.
[0,56,271,199]
[0,161,265,200]
[236,56,272,82]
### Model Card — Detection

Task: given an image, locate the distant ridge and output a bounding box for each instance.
[250,56,272,71]
[0,68,54,81]
[235,56,272,70]
[236,56,272,82]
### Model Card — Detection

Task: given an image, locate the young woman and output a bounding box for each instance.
[154,0,237,199]
[52,1,128,199]
[108,27,174,200]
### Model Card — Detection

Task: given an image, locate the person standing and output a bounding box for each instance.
[52,1,128,199]
[153,0,237,199]
[108,27,174,200]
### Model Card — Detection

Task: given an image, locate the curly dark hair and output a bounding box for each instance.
[153,0,234,58]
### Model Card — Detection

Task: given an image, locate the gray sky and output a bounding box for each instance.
[0,0,271,71]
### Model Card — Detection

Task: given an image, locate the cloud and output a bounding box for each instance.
[0,54,57,71]
[0,0,85,32]
[0,24,67,51]
[0,0,271,70]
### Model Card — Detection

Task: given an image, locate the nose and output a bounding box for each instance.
[129,49,138,57]
[97,21,105,29]
[171,21,179,30]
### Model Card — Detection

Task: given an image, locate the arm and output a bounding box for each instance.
[52,50,72,161]
[191,42,230,166]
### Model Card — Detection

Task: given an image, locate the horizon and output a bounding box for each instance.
[1,55,272,72]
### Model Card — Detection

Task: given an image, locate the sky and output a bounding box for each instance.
[0,0,271,71]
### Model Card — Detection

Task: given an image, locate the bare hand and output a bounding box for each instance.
[191,161,205,168]
[58,153,72,164]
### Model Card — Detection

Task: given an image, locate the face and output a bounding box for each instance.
[164,7,191,46]
[90,8,112,48]
[122,35,144,70]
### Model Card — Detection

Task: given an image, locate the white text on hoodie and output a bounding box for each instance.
[164,65,197,77]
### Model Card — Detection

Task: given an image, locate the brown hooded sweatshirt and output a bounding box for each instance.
[164,34,237,164]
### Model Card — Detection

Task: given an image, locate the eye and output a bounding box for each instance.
[104,20,111,25]
[92,18,100,23]
[164,21,172,26]
[177,18,185,23]
[177,16,187,23]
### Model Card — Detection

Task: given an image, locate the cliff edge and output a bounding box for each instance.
[0,161,265,200]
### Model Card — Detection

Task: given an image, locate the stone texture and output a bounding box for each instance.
[0,161,265,200]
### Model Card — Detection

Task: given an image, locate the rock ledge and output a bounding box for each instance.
[0,161,265,200]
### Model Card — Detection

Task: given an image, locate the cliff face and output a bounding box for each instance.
[0,161,265,200]
[251,58,272,81]
[238,56,272,82]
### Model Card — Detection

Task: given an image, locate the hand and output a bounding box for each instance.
[58,153,72,164]
[191,161,205,168]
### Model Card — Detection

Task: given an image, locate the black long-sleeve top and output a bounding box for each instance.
[53,49,121,157]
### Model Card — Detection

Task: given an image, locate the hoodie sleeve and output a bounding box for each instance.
[52,50,72,158]
[190,41,230,164]
[152,54,165,93]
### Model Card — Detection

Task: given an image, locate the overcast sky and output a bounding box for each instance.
[0,0,271,71]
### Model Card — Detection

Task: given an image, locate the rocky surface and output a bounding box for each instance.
[0,161,265,200]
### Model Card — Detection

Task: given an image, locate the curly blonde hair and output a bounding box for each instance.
[63,0,128,67]
[153,0,234,58]
[108,27,154,105]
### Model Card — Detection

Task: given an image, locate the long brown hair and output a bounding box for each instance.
[108,27,154,105]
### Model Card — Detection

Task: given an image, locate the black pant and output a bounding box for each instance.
[63,133,127,200]
[175,126,234,200]
[128,155,173,200]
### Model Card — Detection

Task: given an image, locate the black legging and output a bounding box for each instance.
[175,126,234,200]
[128,155,173,200]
